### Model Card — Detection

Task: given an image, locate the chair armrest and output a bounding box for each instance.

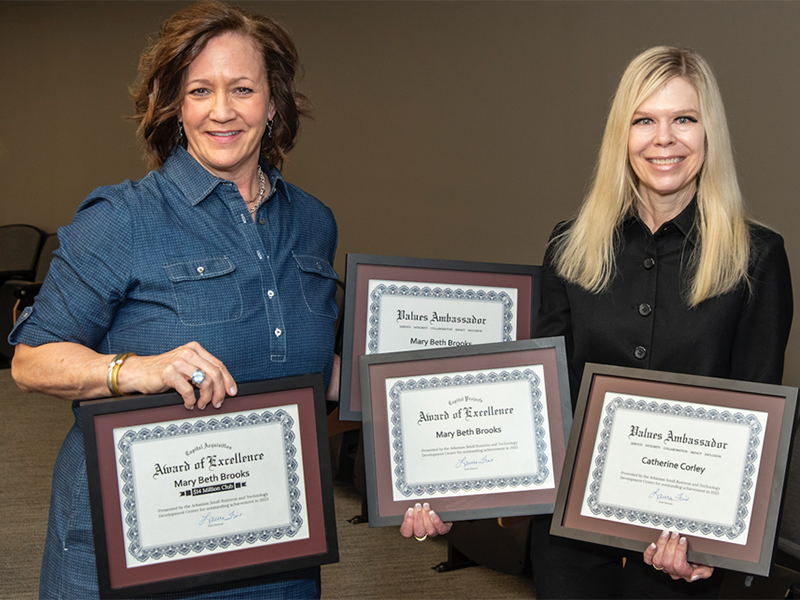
[4,280,41,300]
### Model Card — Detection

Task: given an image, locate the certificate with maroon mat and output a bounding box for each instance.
[81,374,338,598]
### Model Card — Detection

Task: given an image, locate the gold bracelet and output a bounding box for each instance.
[107,352,135,396]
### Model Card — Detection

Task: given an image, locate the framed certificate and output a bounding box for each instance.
[551,364,798,576]
[81,374,338,598]
[359,337,572,526]
[339,253,540,420]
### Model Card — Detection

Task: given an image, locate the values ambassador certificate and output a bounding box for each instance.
[366,279,518,354]
[112,404,309,567]
[339,254,539,422]
[580,392,768,544]
[385,364,555,500]
[551,364,798,576]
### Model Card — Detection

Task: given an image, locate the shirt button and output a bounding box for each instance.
[634,346,647,360]
[638,303,652,316]
[274,328,282,337]
[259,218,266,225]
[643,258,655,269]
[267,290,275,298]
[316,262,322,271]
[196,266,205,274]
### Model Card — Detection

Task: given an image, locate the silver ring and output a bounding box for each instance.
[191,369,206,386]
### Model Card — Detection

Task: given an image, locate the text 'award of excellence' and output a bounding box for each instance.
[359,337,573,526]
[82,375,338,598]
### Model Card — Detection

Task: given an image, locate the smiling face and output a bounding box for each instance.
[179,32,275,182]
[628,77,706,208]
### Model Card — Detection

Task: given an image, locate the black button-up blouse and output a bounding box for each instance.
[536,200,793,407]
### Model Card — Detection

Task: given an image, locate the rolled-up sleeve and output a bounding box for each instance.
[9,190,132,351]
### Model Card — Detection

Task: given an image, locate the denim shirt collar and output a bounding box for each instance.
[162,146,289,206]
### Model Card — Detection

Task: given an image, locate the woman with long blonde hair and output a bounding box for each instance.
[531,45,793,599]
[402,46,793,599]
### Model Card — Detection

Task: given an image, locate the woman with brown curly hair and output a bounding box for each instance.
[10,2,338,598]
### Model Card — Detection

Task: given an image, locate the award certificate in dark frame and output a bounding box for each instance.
[551,363,798,576]
[359,337,572,526]
[81,374,338,598]
[339,253,541,421]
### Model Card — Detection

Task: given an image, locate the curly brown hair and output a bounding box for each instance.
[130,0,311,169]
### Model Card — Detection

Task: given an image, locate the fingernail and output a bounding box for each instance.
[671,531,678,540]
[189,405,194,411]
[691,575,699,582]
[680,537,687,545]
[199,404,206,410]
[661,530,669,539]
[415,503,422,511]
[215,402,222,408]
[229,386,237,396]
[407,508,414,515]
[429,510,436,518]
[422,502,430,511]
[649,543,657,550]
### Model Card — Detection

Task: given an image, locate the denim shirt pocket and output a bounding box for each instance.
[163,256,243,326]
[293,253,339,319]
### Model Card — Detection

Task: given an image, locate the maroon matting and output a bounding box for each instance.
[552,364,798,576]
[360,339,572,525]
[342,258,537,419]
[82,375,337,597]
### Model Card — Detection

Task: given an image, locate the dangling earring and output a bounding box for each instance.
[266,119,274,140]
[177,119,184,142]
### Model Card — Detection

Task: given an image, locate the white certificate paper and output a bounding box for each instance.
[365,279,518,354]
[580,393,768,544]
[385,365,555,500]
[112,405,309,567]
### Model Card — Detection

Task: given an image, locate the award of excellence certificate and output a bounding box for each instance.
[385,365,555,501]
[112,404,309,567]
[365,279,518,355]
[580,393,768,545]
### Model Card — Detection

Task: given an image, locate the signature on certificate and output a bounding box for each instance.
[455,455,494,470]
[648,488,690,503]
[198,509,243,527]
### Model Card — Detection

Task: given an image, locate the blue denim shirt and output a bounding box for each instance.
[10,146,339,388]
[15,148,335,599]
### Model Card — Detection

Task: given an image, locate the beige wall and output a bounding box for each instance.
[2,1,798,386]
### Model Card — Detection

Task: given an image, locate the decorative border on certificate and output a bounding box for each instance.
[388,368,550,498]
[340,253,540,421]
[359,337,572,527]
[551,364,797,576]
[366,282,515,354]
[583,395,765,544]
[116,407,305,565]
[81,375,338,599]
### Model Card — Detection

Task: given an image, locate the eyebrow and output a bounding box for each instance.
[632,107,700,117]
[185,76,257,86]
